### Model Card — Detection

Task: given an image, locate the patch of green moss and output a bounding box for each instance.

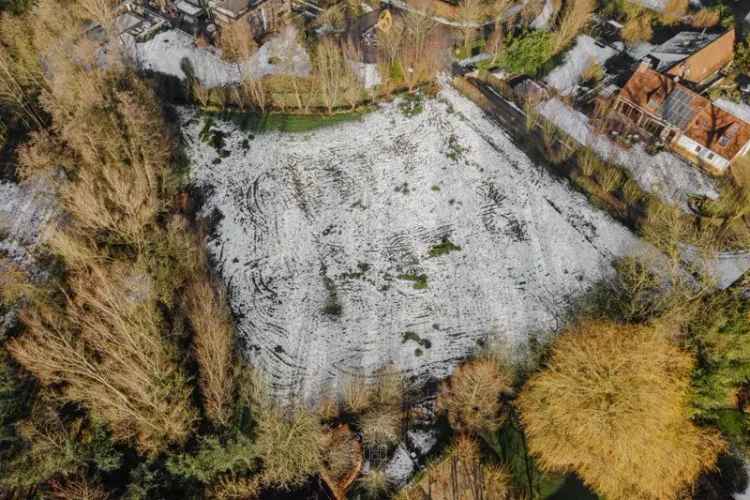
[429,238,462,258]
[398,273,428,289]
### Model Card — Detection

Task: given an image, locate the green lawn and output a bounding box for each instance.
[207,110,368,134]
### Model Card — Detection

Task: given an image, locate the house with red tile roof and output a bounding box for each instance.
[609,62,750,175]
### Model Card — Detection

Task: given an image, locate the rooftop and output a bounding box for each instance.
[651,31,721,72]
[619,65,750,160]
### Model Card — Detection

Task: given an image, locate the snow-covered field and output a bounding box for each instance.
[183,86,654,401]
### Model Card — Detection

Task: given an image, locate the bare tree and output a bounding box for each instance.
[185,278,236,427]
[456,0,484,55]
[219,19,257,64]
[552,0,595,53]
[400,10,447,91]
[240,76,268,113]
[316,38,348,114]
[341,40,365,110]
[76,0,118,33]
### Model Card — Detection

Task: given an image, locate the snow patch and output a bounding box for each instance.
[130,25,311,88]
[531,0,556,29]
[384,444,416,486]
[0,177,57,266]
[545,35,617,95]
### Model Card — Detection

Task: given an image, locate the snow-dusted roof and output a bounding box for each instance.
[175,0,203,16]
[545,35,617,95]
[627,0,668,13]
[651,31,721,72]
[114,12,143,35]
[714,99,750,127]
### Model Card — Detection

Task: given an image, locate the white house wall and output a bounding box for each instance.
[675,134,730,173]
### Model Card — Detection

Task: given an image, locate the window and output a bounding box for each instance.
[708,152,714,159]
[644,120,664,136]
[695,145,702,152]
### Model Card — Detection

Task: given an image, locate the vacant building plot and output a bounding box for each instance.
[183,87,652,401]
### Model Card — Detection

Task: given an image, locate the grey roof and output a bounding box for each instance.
[651,31,720,72]
[659,86,697,129]
[214,0,250,16]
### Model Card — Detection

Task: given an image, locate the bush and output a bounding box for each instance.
[254,405,323,490]
[660,0,688,25]
[167,435,257,484]
[496,31,553,76]
[399,435,513,500]
[690,8,720,28]
[517,320,725,500]
[437,357,512,434]
[622,14,653,45]
[359,408,401,448]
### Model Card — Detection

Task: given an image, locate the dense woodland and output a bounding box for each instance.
[1,0,750,499]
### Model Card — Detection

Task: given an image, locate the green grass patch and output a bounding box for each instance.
[398,273,428,290]
[202,109,366,135]
[401,331,432,349]
[428,238,462,258]
[445,134,467,161]
[399,93,424,118]
[321,275,342,317]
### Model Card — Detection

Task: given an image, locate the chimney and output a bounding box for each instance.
[637,58,652,72]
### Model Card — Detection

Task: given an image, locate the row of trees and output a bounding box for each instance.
[190,10,450,115]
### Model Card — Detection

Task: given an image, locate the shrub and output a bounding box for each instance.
[577,148,601,177]
[581,60,604,85]
[496,31,553,76]
[596,165,622,192]
[254,405,323,490]
[622,14,653,45]
[358,467,390,499]
[517,320,725,500]
[690,8,720,28]
[660,0,688,25]
[359,408,401,448]
[622,179,643,205]
[185,278,235,427]
[342,375,372,414]
[437,357,512,434]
